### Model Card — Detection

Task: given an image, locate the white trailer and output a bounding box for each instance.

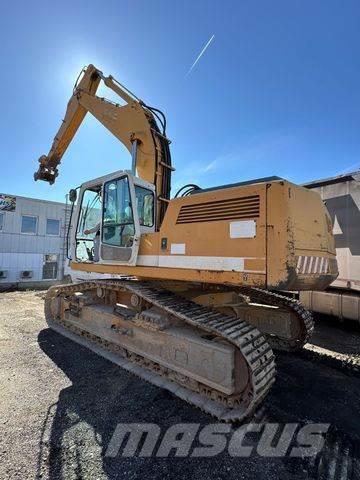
[301,171,360,322]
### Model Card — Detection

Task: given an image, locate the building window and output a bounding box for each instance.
[0,213,4,231]
[42,254,58,280]
[46,218,60,236]
[21,215,37,234]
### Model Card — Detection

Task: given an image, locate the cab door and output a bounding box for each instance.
[74,186,102,263]
[100,174,140,265]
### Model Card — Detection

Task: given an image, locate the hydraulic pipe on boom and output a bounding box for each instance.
[34,64,173,227]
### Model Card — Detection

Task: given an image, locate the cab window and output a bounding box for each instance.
[76,188,101,261]
[135,186,154,227]
[103,177,135,247]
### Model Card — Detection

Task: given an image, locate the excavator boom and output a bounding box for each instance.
[34,65,101,183]
[34,64,172,225]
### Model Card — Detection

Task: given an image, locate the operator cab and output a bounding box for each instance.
[69,170,155,266]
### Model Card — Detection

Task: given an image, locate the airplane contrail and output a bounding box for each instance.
[187,34,215,76]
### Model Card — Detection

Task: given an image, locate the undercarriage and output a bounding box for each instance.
[45,279,313,421]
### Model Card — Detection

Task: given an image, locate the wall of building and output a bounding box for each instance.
[0,193,70,287]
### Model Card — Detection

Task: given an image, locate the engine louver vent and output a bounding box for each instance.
[176,195,260,224]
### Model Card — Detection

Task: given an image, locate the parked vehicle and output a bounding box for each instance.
[301,170,360,323]
[33,64,337,421]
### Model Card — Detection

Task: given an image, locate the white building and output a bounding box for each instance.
[0,193,70,289]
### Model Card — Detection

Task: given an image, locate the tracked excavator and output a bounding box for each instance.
[34,65,338,421]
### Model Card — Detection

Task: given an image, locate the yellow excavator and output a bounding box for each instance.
[34,64,338,421]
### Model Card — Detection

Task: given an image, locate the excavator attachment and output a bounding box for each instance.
[34,155,58,184]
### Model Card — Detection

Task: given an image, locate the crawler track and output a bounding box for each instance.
[45,280,276,422]
[238,287,314,351]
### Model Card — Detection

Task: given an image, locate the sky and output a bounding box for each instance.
[0,0,360,202]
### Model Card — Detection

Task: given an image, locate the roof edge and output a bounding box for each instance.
[303,170,360,188]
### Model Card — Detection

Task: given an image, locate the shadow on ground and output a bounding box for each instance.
[37,327,360,480]
[310,314,360,356]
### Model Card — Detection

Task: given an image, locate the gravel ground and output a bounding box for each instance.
[0,290,360,480]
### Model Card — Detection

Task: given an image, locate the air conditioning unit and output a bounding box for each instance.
[20,270,33,279]
[0,270,8,279]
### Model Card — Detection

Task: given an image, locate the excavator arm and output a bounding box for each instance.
[34,64,173,225]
